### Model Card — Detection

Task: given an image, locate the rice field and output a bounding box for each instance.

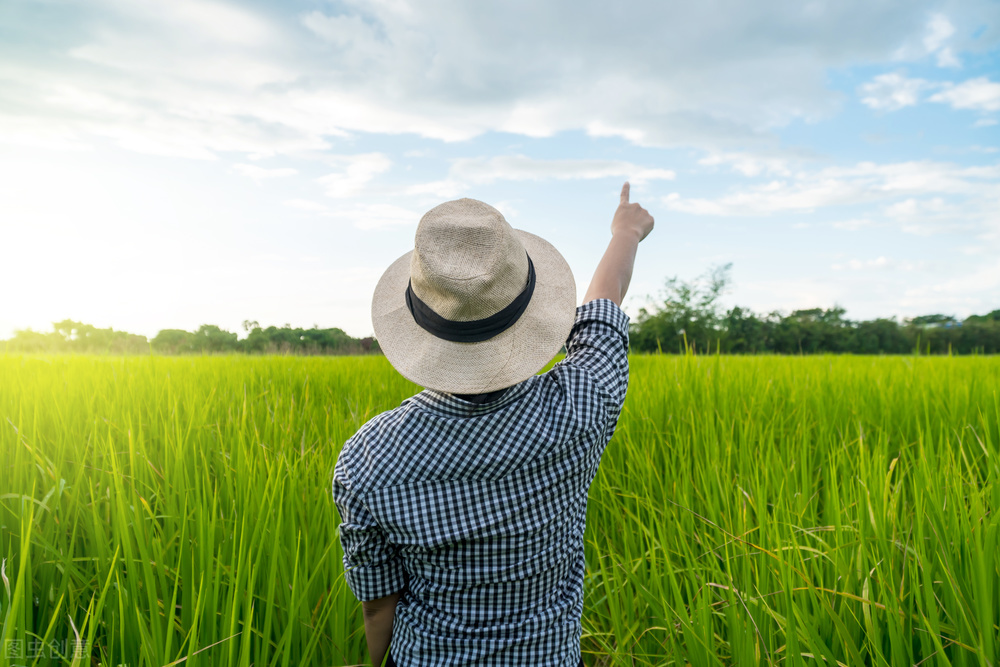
[1,352,997,666]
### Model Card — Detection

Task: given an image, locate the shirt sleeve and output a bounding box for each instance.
[331,449,408,602]
[561,298,630,410]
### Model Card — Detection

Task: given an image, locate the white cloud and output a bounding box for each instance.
[929,77,1000,112]
[402,179,466,198]
[317,153,393,198]
[4,0,996,159]
[923,14,953,53]
[890,10,985,67]
[663,160,1000,239]
[324,203,420,231]
[305,153,674,206]
[882,196,978,235]
[301,11,382,51]
[388,155,675,202]
[859,73,930,111]
[284,199,419,230]
[960,244,988,255]
[450,155,674,184]
[859,72,1000,116]
[67,0,289,87]
[234,163,298,183]
[664,177,859,215]
[935,47,961,69]
[0,115,92,152]
[697,152,792,177]
[884,197,949,220]
[107,0,274,46]
[923,14,961,68]
[493,201,520,220]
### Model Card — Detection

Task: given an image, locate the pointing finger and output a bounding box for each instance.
[620,181,630,205]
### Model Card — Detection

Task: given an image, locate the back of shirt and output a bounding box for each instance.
[332,298,630,667]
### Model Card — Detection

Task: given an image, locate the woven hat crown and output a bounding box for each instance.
[410,199,529,323]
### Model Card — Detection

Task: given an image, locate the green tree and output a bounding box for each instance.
[630,263,732,353]
[152,329,195,354]
[192,325,238,353]
[964,309,1000,324]
[851,318,910,354]
[723,306,768,353]
[909,314,958,327]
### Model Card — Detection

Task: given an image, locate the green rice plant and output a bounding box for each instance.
[1,353,998,666]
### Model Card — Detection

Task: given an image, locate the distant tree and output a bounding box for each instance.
[630,263,731,353]
[6,320,148,354]
[5,328,62,352]
[4,275,998,356]
[152,329,195,354]
[627,264,1000,356]
[964,309,1000,324]
[235,321,374,355]
[783,307,849,353]
[192,325,239,353]
[723,306,768,353]
[851,318,910,354]
[242,322,269,353]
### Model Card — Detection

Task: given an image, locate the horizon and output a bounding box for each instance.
[2,1,998,341]
[6,298,999,345]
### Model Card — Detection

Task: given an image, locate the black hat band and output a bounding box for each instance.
[405,254,536,343]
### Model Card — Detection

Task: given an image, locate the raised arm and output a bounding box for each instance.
[582,181,655,306]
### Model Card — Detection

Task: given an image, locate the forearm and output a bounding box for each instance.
[363,591,402,666]
[583,231,641,306]
[584,182,653,306]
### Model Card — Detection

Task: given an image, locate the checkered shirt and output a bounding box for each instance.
[332,298,630,666]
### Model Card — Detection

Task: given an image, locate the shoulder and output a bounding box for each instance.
[337,397,425,487]
[570,298,630,340]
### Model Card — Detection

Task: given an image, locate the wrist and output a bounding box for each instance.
[611,227,644,244]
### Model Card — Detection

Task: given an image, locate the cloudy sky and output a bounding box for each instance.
[1,0,998,341]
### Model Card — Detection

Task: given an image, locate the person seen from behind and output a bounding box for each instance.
[332,182,655,666]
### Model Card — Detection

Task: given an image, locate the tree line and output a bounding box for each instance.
[2,320,378,355]
[629,264,1000,355]
[4,267,998,356]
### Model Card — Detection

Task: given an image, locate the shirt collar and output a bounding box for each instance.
[406,376,536,417]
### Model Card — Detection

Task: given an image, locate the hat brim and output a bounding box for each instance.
[372,230,577,394]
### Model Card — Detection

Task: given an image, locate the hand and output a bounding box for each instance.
[582,181,654,305]
[611,181,654,242]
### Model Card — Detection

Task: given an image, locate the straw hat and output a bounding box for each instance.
[372,198,576,394]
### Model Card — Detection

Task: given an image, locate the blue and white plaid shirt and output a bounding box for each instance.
[332,299,630,666]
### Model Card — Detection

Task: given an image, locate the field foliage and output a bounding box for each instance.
[1,353,998,666]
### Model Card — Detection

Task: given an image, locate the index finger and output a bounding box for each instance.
[620,181,630,205]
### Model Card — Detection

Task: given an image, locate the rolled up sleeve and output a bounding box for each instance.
[332,454,407,602]
[562,298,630,410]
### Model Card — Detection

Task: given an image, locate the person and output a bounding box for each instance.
[332,182,654,666]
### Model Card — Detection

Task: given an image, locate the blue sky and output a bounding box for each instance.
[1,0,998,340]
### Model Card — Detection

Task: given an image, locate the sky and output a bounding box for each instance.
[1,0,998,341]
